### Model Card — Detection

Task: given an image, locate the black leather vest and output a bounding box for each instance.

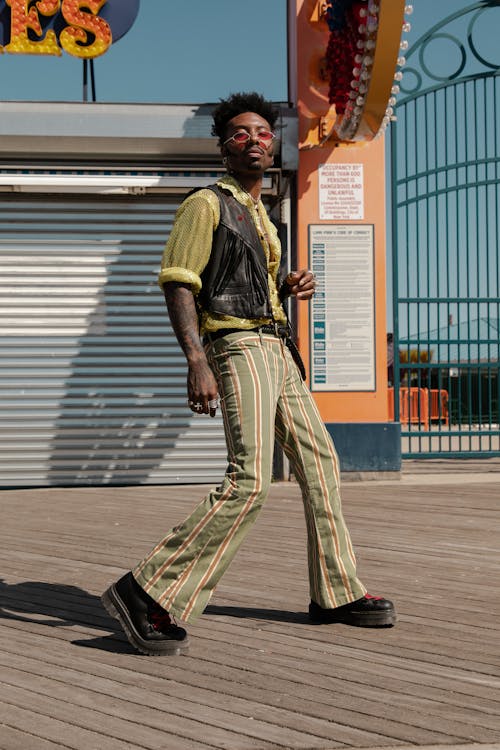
[198,185,273,319]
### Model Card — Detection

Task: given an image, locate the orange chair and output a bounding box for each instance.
[388,387,429,428]
[430,389,449,425]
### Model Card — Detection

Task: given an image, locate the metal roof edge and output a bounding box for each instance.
[0,101,298,166]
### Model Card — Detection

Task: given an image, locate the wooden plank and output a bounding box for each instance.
[0,682,285,750]
[0,654,354,748]
[0,616,496,746]
[0,645,345,748]
[2,582,498,675]
[0,701,142,750]
[0,477,499,750]
[0,725,69,750]
[3,616,497,722]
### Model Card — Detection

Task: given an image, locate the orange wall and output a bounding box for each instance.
[295,0,389,423]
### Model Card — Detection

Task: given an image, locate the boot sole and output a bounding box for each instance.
[310,611,396,628]
[101,584,190,656]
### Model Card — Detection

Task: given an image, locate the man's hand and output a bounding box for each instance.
[187,358,220,417]
[284,269,316,300]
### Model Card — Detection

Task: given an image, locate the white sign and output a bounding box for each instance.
[319,163,364,220]
[309,224,375,391]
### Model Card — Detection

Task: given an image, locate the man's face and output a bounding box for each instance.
[221,112,275,176]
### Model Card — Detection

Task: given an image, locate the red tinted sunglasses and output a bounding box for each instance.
[223,130,276,149]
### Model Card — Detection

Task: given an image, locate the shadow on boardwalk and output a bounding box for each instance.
[0,477,499,750]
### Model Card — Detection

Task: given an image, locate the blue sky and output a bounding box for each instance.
[0,0,479,104]
[0,0,288,103]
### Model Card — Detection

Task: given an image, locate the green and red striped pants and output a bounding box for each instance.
[134,331,366,622]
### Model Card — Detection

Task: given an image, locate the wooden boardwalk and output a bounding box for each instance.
[0,470,499,750]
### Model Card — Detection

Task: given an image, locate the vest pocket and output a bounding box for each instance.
[212,235,245,296]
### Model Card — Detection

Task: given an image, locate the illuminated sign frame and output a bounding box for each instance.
[0,0,140,59]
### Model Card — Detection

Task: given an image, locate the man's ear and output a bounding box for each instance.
[221,146,230,168]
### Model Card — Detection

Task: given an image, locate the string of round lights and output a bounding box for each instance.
[324,0,413,142]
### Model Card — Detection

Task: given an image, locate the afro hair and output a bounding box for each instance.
[211,92,279,144]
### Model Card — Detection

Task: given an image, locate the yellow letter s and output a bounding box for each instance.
[60,0,112,59]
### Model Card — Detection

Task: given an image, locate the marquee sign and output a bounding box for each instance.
[324,0,412,142]
[301,0,413,147]
[0,0,140,59]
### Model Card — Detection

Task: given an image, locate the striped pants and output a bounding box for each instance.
[134,331,366,623]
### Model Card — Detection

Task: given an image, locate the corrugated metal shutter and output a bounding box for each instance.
[0,193,228,486]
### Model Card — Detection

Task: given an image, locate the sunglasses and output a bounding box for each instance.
[223,130,276,149]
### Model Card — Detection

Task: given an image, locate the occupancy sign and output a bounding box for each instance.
[319,163,364,220]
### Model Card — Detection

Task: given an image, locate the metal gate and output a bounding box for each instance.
[391,1,500,458]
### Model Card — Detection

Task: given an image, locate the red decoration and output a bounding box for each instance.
[325,1,367,112]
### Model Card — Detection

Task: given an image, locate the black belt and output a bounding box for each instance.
[204,323,290,343]
[203,322,306,381]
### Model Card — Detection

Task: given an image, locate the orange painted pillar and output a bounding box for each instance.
[291,0,400,472]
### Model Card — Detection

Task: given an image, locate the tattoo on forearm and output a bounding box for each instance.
[163,282,204,363]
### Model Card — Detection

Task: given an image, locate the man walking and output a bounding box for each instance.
[102,92,396,656]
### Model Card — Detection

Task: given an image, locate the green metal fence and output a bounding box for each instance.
[391,1,500,458]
